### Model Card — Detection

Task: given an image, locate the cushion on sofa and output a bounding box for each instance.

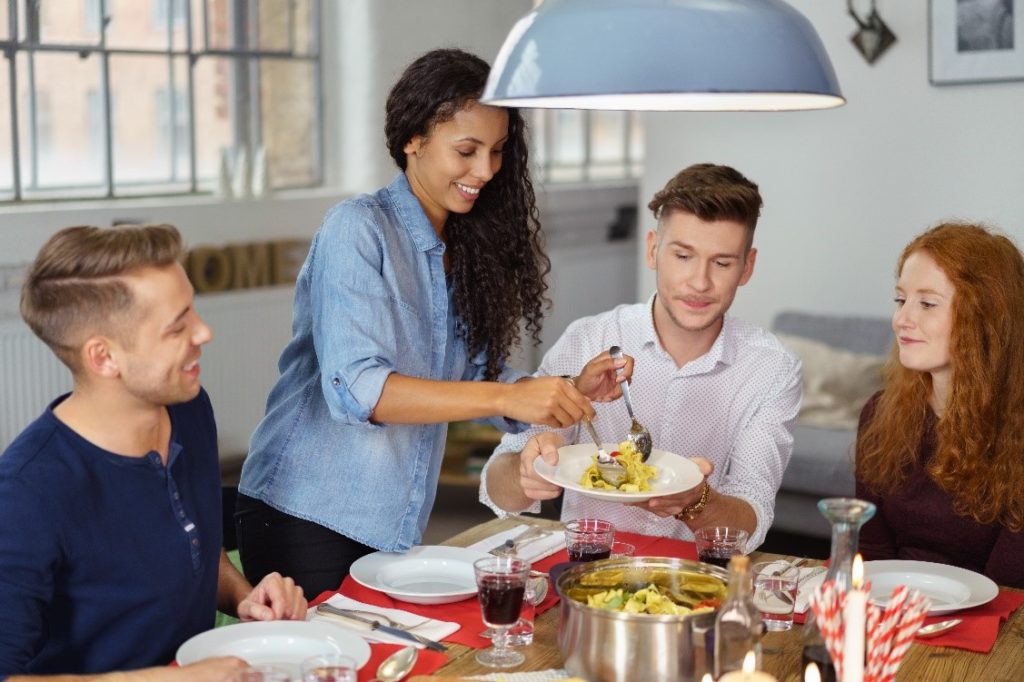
[776,333,886,431]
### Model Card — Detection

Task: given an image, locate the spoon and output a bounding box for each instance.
[582,416,626,486]
[916,618,962,639]
[373,645,418,682]
[609,345,653,461]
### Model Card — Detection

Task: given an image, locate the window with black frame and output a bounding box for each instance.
[0,0,322,202]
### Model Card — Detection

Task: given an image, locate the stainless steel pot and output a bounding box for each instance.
[556,556,728,682]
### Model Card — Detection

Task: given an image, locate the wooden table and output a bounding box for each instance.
[412,517,1024,681]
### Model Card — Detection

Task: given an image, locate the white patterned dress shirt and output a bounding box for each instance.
[478,296,803,550]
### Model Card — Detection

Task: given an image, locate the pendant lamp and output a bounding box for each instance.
[482,0,845,111]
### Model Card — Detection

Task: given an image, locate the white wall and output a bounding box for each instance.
[639,1,1024,328]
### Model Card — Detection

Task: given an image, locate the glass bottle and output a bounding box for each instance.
[801,498,876,682]
[714,554,762,677]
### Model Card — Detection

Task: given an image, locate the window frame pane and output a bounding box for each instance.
[1,0,321,204]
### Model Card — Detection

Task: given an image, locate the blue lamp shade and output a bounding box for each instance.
[482,0,844,111]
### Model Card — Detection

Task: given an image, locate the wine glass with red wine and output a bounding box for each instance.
[564,518,615,562]
[473,555,531,668]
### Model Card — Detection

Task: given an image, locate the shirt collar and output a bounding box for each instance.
[644,293,739,372]
[386,172,444,253]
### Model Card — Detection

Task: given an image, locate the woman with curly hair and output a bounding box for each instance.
[235,48,627,597]
[856,222,1024,588]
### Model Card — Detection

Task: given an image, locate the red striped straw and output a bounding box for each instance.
[809,580,847,679]
[865,602,883,680]
[876,591,930,682]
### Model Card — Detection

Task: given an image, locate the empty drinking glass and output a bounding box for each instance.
[474,555,530,668]
[300,653,357,682]
[232,666,292,682]
[752,560,800,631]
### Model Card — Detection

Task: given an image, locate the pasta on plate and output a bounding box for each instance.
[579,440,658,492]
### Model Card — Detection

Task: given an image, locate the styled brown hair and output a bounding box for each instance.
[21,224,184,372]
[857,222,1024,531]
[648,163,762,248]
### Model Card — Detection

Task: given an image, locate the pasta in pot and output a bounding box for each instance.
[579,440,658,492]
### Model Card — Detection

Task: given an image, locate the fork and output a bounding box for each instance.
[609,345,653,461]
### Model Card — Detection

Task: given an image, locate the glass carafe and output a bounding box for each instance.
[801,497,876,682]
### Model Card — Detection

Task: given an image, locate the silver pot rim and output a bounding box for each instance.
[554,555,729,622]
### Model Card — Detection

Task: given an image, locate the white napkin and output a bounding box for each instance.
[793,565,828,614]
[466,524,566,563]
[307,594,460,648]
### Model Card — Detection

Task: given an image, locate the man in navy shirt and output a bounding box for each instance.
[0,225,307,681]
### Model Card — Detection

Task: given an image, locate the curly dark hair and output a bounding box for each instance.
[385,48,549,380]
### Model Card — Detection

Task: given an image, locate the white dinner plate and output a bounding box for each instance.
[176,620,370,678]
[349,545,489,604]
[534,443,703,503]
[864,559,999,616]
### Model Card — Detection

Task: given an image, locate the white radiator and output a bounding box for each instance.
[0,287,296,458]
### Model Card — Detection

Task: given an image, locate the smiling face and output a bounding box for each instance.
[403,100,509,232]
[893,250,955,381]
[646,210,756,343]
[110,263,213,407]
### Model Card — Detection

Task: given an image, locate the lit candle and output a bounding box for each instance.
[702,675,714,682]
[805,661,821,682]
[842,553,867,682]
[718,651,778,682]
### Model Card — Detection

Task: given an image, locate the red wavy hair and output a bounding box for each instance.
[856,222,1024,532]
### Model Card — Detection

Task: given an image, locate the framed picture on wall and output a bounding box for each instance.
[930,0,1024,84]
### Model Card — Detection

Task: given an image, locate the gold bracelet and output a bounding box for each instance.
[675,479,710,522]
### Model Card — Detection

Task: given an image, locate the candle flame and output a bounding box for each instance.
[805,661,821,682]
[742,650,756,673]
[852,553,864,589]
[701,675,713,682]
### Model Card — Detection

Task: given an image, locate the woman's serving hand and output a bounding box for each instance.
[503,376,595,428]
[574,351,633,402]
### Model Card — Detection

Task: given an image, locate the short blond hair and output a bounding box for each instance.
[21,224,184,372]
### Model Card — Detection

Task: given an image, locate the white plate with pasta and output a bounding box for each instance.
[534,443,703,503]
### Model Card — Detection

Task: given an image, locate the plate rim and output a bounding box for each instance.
[175,619,371,669]
[534,442,702,502]
[349,544,489,600]
[864,559,999,615]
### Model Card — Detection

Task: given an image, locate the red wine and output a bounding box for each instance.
[698,549,734,568]
[801,644,837,682]
[568,544,611,562]
[479,576,525,625]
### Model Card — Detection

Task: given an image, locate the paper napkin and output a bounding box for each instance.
[308,593,460,648]
[466,524,566,563]
[792,565,829,615]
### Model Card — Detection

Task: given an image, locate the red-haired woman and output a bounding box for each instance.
[856,222,1024,588]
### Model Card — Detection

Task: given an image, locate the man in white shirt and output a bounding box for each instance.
[479,163,802,549]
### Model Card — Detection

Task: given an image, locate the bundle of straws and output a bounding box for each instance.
[865,584,931,682]
[808,581,931,682]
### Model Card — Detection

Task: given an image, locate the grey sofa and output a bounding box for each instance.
[770,311,894,539]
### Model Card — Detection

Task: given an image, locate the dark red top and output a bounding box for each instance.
[855,392,1024,589]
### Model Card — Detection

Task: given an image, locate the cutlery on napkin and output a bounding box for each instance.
[791,565,829,614]
[309,594,460,648]
[467,524,566,563]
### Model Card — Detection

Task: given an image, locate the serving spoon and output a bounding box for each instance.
[582,416,626,486]
[372,645,418,682]
[609,345,653,461]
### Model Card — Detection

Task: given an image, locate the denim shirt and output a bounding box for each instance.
[239,173,528,552]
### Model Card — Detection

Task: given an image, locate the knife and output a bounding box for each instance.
[315,603,448,652]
